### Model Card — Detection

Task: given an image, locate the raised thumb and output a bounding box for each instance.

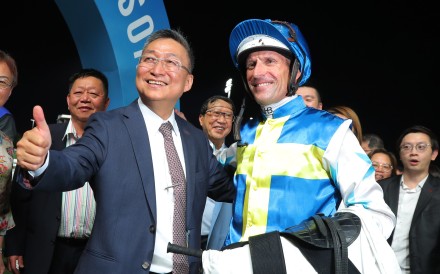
[32,105,49,133]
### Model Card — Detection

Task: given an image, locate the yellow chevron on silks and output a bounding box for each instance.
[236,117,327,241]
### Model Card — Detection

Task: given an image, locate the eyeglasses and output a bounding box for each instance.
[372,161,393,171]
[205,110,235,121]
[0,79,12,90]
[400,143,431,153]
[138,55,190,73]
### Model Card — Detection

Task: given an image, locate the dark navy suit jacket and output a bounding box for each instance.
[20,100,235,274]
[379,174,440,274]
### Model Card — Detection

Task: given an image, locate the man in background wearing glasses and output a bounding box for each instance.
[379,125,440,274]
[198,95,236,251]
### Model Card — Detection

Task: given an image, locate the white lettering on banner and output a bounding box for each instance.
[118,0,154,59]
[129,16,154,58]
[118,0,138,16]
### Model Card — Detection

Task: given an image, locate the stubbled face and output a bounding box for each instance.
[296,86,322,109]
[245,50,290,106]
[136,38,193,107]
[399,132,438,174]
[67,76,109,124]
[199,99,234,149]
[371,152,393,181]
[0,61,13,107]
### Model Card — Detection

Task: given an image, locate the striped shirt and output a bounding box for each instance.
[57,120,95,239]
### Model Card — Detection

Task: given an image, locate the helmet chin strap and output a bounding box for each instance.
[233,97,247,146]
[287,59,300,96]
[233,69,251,146]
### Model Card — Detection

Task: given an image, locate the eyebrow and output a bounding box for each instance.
[302,95,315,99]
[373,161,392,164]
[207,107,233,111]
[207,109,234,114]
[143,50,179,59]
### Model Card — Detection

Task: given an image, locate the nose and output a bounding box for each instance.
[79,92,91,101]
[149,60,166,74]
[253,61,266,75]
[216,114,228,122]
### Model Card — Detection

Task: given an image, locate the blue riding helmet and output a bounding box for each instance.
[229,19,312,87]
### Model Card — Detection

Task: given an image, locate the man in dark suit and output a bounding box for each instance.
[14,29,235,274]
[379,125,440,274]
[5,68,110,274]
[197,95,235,251]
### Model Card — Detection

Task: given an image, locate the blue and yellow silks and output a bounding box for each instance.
[226,97,344,244]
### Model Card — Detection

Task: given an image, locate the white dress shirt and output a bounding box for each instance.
[391,175,426,274]
[138,99,186,273]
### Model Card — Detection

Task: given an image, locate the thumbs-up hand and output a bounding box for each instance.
[16,105,52,171]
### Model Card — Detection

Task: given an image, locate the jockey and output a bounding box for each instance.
[167,18,401,274]
[221,18,396,248]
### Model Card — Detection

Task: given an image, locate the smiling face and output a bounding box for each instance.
[244,50,291,106]
[199,98,234,150]
[67,76,109,134]
[136,37,193,118]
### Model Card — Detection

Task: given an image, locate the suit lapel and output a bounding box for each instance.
[50,123,68,150]
[387,176,401,215]
[122,101,157,222]
[412,175,438,225]
[176,117,196,222]
[50,123,69,203]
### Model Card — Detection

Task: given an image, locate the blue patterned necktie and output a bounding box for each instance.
[159,122,188,273]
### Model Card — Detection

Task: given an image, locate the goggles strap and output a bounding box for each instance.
[233,97,248,147]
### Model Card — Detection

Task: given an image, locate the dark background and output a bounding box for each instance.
[2,1,439,162]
